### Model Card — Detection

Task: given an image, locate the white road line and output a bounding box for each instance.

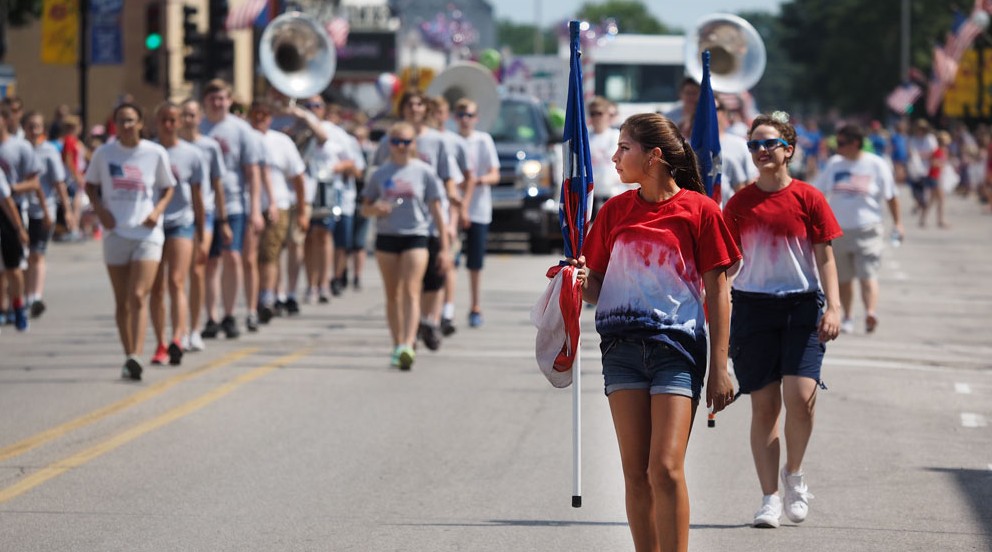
[960,413,987,428]
[955,383,973,394]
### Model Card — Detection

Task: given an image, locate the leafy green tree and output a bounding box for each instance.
[496,19,559,55]
[576,0,672,35]
[6,0,42,27]
[736,11,801,117]
[779,0,956,117]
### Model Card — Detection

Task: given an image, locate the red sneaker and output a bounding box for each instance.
[150,343,169,365]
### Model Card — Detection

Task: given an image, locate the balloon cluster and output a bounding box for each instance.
[376,72,401,101]
[557,18,619,50]
[418,7,480,52]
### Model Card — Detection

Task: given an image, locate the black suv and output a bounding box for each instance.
[488,95,564,253]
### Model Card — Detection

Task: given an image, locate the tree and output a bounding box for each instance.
[779,0,955,118]
[736,10,801,117]
[576,0,672,35]
[6,0,42,26]
[496,19,558,55]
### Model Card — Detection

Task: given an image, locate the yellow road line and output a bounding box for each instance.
[0,348,310,505]
[0,348,258,463]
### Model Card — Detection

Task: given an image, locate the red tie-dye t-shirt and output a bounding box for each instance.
[584,188,741,369]
[723,179,842,296]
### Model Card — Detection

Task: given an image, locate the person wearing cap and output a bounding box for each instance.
[814,123,902,335]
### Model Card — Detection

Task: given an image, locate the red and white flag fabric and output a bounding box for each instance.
[325,17,350,49]
[946,0,989,61]
[927,45,958,115]
[226,0,267,31]
[887,83,922,114]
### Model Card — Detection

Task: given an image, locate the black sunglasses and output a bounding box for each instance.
[746,138,789,152]
[389,138,413,147]
[455,111,476,118]
[589,111,605,117]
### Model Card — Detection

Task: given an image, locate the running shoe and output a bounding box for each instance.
[781,468,814,523]
[440,317,456,337]
[753,494,782,528]
[330,278,343,297]
[30,299,46,319]
[201,319,221,339]
[840,318,855,334]
[14,307,29,332]
[246,313,259,332]
[168,341,183,366]
[122,356,143,381]
[418,322,441,351]
[187,331,205,352]
[468,311,483,328]
[150,343,169,365]
[221,315,240,339]
[285,297,300,315]
[258,304,274,324]
[390,347,402,368]
[397,345,415,371]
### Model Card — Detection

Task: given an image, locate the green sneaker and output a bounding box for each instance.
[390,347,402,368]
[398,345,415,371]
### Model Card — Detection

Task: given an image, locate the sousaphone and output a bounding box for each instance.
[684,14,766,93]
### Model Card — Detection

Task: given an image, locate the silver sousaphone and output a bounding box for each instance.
[684,13,766,93]
[425,61,500,131]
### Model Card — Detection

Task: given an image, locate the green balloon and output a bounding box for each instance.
[548,107,566,129]
[479,49,502,70]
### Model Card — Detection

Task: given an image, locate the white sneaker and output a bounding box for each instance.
[781,467,814,523]
[753,494,782,528]
[187,331,205,352]
[840,318,855,334]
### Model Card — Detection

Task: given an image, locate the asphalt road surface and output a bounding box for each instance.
[1,193,990,551]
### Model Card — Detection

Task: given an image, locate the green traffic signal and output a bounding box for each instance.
[145,32,163,50]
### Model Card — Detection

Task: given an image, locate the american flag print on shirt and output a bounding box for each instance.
[110,163,146,192]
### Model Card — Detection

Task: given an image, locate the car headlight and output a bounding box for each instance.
[519,159,544,180]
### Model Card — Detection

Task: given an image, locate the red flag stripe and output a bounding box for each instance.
[226,0,266,31]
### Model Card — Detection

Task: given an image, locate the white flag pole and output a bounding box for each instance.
[572,339,582,508]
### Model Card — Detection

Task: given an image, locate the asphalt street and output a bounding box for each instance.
[0,192,990,551]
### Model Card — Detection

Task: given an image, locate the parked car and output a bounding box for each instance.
[488,94,564,253]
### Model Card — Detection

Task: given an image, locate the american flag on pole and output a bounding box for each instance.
[325,17,350,49]
[225,0,277,31]
[945,0,989,61]
[886,83,922,114]
[690,50,722,204]
[926,45,959,115]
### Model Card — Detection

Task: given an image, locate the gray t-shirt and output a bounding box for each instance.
[373,127,454,182]
[28,141,66,220]
[199,115,259,216]
[193,135,226,214]
[0,135,42,210]
[362,159,444,237]
[161,139,205,229]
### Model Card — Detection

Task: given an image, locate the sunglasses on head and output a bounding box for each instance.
[746,138,789,152]
[455,111,476,118]
[389,137,413,147]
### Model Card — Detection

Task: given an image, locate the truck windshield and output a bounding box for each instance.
[595,63,683,103]
[490,100,548,145]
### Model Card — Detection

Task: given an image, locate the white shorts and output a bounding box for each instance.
[103,232,163,266]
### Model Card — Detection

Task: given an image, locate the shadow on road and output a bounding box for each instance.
[927,467,992,537]
[392,519,747,529]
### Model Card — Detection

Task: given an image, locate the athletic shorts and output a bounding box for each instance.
[422,235,445,292]
[259,209,290,264]
[833,223,883,282]
[729,290,826,394]
[0,210,27,270]
[209,213,246,258]
[600,338,701,400]
[103,232,163,266]
[333,214,354,250]
[164,223,195,240]
[375,234,428,254]
[28,218,54,254]
[350,213,370,253]
[463,222,489,271]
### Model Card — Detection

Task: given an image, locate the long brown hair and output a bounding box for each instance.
[619,113,704,194]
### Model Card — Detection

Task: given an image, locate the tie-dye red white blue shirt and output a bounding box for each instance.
[584,188,741,369]
[723,180,842,296]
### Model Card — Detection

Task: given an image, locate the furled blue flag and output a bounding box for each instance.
[690,50,723,204]
[559,21,595,262]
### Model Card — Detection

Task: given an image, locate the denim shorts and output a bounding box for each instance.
[333,214,355,249]
[164,223,195,240]
[209,213,246,258]
[600,338,702,401]
[730,290,826,394]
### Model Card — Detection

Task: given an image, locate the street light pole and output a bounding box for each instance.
[79,0,89,130]
[901,0,910,81]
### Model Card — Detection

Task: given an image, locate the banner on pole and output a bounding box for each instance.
[41,0,79,65]
[90,0,124,65]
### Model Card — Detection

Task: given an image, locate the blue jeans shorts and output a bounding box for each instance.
[600,338,702,401]
[730,290,826,394]
[209,213,246,258]
[164,223,195,240]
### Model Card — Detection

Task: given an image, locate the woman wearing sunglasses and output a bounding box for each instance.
[722,113,842,529]
[360,122,450,370]
[572,113,740,552]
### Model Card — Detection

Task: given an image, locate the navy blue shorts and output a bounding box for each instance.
[462,222,489,270]
[729,290,826,394]
[375,234,428,254]
[600,338,701,401]
[422,236,445,292]
[333,214,354,249]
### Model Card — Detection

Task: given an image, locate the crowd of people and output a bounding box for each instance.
[0,80,501,378]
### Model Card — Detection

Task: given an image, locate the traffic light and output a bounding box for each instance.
[182,5,200,46]
[143,52,161,85]
[182,4,208,82]
[211,36,235,76]
[145,3,163,52]
[208,0,229,35]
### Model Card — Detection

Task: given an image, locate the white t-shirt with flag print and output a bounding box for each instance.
[85,140,176,243]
